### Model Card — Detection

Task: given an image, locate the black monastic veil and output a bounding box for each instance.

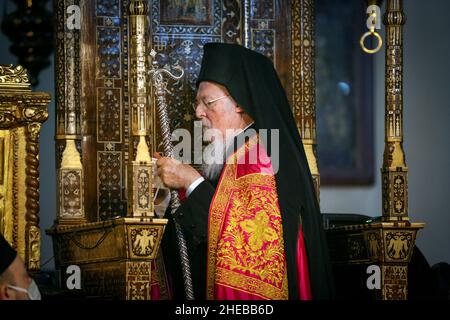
[195,43,335,299]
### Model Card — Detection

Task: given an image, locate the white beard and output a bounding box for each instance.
[201,125,244,181]
[201,138,226,181]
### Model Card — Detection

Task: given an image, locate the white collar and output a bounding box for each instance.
[234,121,255,137]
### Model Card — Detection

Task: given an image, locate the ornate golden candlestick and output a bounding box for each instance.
[127,0,154,217]
[327,0,424,300]
[382,0,408,222]
[55,0,85,225]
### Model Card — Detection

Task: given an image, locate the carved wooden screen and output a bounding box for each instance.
[149,0,293,149]
[0,65,50,272]
[55,0,310,221]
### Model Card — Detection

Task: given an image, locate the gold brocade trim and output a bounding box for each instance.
[206,135,288,300]
[215,266,288,300]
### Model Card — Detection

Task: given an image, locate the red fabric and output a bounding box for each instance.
[150,255,173,300]
[150,285,161,300]
[150,260,161,300]
[207,136,288,300]
[235,141,274,179]
[296,227,312,300]
[178,188,187,201]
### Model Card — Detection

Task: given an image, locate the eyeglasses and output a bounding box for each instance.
[192,95,230,112]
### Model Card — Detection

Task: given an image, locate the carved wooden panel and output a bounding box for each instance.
[0,65,50,271]
[150,0,292,165]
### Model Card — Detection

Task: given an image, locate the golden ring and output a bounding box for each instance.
[360,31,383,54]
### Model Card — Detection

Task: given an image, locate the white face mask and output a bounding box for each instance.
[7,279,41,300]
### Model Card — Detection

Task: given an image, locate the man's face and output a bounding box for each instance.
[195,81,241,141]
[0,256,32,300]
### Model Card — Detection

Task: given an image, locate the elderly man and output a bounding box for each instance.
[0,234,41,300]
[157,43,334,300]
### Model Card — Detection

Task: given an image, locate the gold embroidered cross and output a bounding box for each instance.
[240,210,278,251]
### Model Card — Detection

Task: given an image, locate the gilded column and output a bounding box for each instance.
[377,0,423,299]
[25,122,45,271]
[382,0,408,222]
[0,64,50,272]
[291,0,320,200]
[127,0,154,217]
[326,1,424,300]
[55,0,86,225]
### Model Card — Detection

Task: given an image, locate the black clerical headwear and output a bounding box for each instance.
[0,233,17,275]
[197,43,335,299]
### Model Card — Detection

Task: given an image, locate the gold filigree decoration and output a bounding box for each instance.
[130,228,158,257]
[0,65,30,85]
[25,122,42,272]
[381,0,409,221]
[0,95,50,129]
[217,186,286,286]
[367,232,381,260]
[385,231,413,260]
[126,261,151,300]
[383,265,407,299]
[23,107,48,123]
[208,135,288,300]
[291,0,320,200]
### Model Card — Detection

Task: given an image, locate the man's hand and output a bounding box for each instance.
[154,152,201,189]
